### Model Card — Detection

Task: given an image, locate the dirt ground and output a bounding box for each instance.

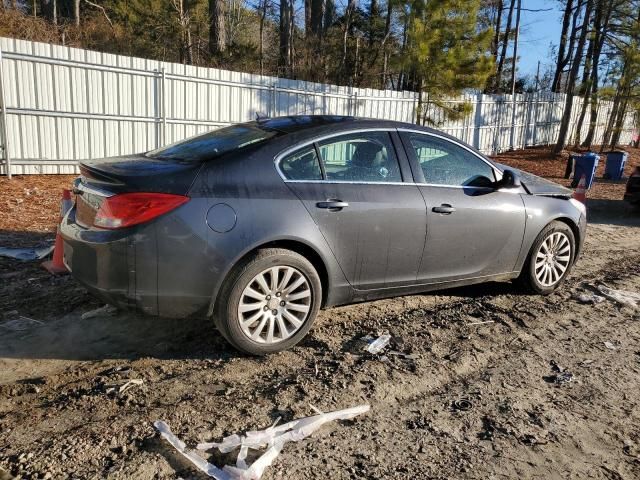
[1,148,640,480]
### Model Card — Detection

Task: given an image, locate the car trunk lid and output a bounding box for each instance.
[74,155,202,228]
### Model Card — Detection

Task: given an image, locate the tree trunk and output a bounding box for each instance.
[341,0,357,83]
[41,0,57,23]
[279,0,294,76]
[310,0,324,36]
[495,0,516,92]
[368,0,379,47]
[209,0,226,55]
[491,0,504,60]
[304,0,311,35]
[259,0,267,75]
[323,0,334,31]
[551,0,575,92]
[584,0,613,147]
[553,0,593,155]
[73,0,79,26]
[610,95,629,148]
[572,23,595,145]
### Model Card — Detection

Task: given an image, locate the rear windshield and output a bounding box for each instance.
[146,124,278,163]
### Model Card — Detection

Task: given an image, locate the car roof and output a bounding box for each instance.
[256,115,447,135]
[254,115,485,158]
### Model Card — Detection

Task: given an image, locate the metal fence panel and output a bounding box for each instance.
[0,36,636,176]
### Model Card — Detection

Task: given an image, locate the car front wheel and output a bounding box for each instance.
[214,248,322,355]
[518,221,576,294]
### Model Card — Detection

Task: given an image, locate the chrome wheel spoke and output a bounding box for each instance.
[284,276,306,294]
[278,267,294,291]
[269,267,279,292]
[285,302,310,313]
[250,315,269,340]
[239,301,264,313]
[244,287,265,301]
[286,290,311,302]
[282,309,303,328]
[255,273,270,295]
[241,310,263,327]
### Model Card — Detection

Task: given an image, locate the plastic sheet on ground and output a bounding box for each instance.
[365,334,391,354]
[80,305,118,320]
[597,285,640,309]
[574,292,606,304]
[155,404,370,480]
[0,245,53,261]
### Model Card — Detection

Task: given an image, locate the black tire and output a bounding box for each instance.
[214,248,322,355]
[516,221,576,295]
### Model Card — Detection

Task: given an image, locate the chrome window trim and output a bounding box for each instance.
[397,128,503,185]
[273,128,407,185]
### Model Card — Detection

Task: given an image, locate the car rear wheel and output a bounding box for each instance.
[214,248,322,355]
[517,221,576,295]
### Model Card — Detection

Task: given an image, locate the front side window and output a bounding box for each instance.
[408,134,495,187]
[317,132,402,182]
[280,146,322,180]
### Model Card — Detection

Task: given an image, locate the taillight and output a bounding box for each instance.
[94,193,189,229]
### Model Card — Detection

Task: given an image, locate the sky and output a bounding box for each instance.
[516,0,563,78]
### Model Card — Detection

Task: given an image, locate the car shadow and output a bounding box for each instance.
[0,308,237,362]
[425,280,520,299]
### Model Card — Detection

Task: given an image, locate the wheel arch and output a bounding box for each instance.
[552,216,582,259]
[208,238,330,317]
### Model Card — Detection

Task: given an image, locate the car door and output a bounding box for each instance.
[399,130,527,284]
[278,130,427,290]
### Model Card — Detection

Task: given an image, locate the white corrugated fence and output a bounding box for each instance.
[0,36,636,175]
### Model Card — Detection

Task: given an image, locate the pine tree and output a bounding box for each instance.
[401,0,494,124]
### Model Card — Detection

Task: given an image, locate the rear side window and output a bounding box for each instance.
[280,146,322,180]
[317,132,402,182]
[408,134,495,187]
[146,124,277,163]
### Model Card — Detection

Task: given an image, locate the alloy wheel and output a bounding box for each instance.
[237,266,312,344]
[534,232,572,287]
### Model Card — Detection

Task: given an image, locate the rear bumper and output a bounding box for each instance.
[60,208,160,315]
[60,203,216,318]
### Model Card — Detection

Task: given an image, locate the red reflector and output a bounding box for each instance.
[94,193,189,229]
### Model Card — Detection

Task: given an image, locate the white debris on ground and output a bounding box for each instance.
[597,285,640,309]
[154,404,370,480]
[104,379,143,396]
[80,305,119,320]
[364,334,391,354]
[574,292,606,304]
[0,316,44,331]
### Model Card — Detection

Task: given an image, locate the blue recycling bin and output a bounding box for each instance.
[604,151,628,180]
[572,152,600,189]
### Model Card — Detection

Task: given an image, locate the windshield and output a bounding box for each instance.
[146,124,278,162]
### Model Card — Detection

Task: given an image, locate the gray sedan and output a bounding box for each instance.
[61,116,586,355]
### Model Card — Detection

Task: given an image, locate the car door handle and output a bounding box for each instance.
[316,200,349,210]
[432,204,456,214]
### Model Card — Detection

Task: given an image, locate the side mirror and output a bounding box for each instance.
[496,169,521,189]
